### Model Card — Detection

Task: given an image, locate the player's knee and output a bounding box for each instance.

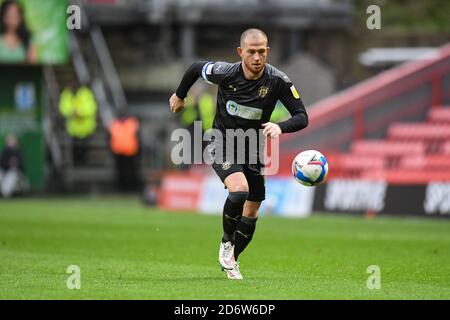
[227,191,249,204]
[243,210,258,218]
[227,182,249,194]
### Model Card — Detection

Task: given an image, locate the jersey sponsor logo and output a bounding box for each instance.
[226,100,263,120]
[258,86,269,98]
[290,85,300,99]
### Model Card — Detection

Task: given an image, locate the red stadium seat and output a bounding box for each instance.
[428,107,450,124]
[331,108,450,183]
[385,170,450,184]
[387,123,450,141]
[400,155,450,170]
[360,168,450,184]
[338,154,385,170]
[332,154,385,179]
[443,141,450,155]
[351,140,425,156]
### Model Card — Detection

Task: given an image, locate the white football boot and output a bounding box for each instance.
[219,241,235,270]
[224,262,243,280]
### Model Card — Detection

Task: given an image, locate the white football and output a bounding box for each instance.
[292,150,329,187]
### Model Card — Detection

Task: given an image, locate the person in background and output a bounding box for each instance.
[0,134,29,198]
[108,111,141,192]
[0,0,37,64]
[180,85,216,133]
[59,84,98,139]
[59,83,98,165]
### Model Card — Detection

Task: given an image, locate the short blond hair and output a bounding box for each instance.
[240,28,268,47]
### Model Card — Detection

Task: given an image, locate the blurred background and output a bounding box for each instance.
[0,0,449,218]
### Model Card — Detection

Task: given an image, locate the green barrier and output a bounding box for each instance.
[0,65,44,189]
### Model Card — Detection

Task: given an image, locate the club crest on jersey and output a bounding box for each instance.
[222,161,231,170]
[258,86,269,98]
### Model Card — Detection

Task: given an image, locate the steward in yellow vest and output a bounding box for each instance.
[180,92,215,132]
[59,86,97,138]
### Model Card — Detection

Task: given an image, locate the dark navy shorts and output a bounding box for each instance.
[211,162,265,202]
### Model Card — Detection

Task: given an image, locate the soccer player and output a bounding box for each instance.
[169,28,308,279]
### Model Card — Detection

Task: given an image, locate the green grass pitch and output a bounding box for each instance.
[0,196,449,299]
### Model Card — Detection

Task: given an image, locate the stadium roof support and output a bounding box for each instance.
[83,0,353,29]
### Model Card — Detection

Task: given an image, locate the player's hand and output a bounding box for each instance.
[169,93,185,113]
[262,122,282,139]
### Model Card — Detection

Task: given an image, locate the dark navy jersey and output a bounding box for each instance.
[200,61,308,134]
[175,60,308,164]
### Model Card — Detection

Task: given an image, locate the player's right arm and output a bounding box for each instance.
[169,61,206,113]
[170,61,232,113]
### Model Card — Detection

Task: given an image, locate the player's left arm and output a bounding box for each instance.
[263,80,308,138]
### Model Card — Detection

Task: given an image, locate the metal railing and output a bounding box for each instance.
[69,31,114,128]
[42,66,64,171]
[75,0,128,116]
[89,26,128,113]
